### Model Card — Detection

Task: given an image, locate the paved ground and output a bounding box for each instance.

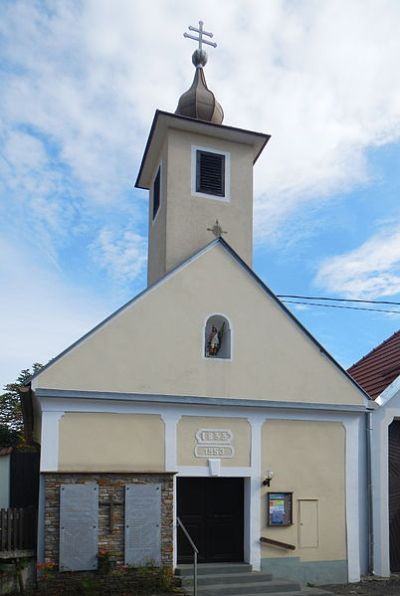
[322,575,400,595]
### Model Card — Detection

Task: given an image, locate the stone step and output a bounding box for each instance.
[182,588,333,596]
[182,571,273,586]
[176,563,253,576]
[176,563,334,596]
[245,591,333,596]
[184,578,301,595]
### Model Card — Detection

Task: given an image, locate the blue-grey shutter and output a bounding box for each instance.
[59,483,98,571]
[196,150,225,196]
[125,483,161,566]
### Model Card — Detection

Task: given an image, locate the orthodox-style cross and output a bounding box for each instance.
[207,220,227,238]
[184,21,217,50]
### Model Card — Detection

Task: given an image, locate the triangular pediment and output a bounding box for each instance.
[33,240,366,407]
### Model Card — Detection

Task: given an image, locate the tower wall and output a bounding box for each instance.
[147,126,254,285]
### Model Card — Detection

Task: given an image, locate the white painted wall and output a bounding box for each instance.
[370,396,400,577]
[37,392,366,581]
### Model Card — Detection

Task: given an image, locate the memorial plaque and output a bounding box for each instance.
[125,484,161,566]
[59,483,98,571]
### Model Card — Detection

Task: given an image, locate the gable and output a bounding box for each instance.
[34,242,365,406]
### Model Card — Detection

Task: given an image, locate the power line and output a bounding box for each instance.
[282,299,400,315]
[277,294,400,306]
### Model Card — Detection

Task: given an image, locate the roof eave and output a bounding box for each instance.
[375,373,400,407]
[135,110,270,190]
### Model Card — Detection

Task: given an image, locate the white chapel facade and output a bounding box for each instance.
[25,25,372,586]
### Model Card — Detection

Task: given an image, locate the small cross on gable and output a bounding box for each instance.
[207,220,227,238]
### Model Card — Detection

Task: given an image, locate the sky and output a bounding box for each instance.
[1,0,400,388]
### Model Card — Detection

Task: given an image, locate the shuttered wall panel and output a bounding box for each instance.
[125,484,161,566]
[196,151,225,196]
[59,484,98,571]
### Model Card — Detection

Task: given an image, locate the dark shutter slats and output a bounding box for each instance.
[196,151,225,196]
[153,168,161,219]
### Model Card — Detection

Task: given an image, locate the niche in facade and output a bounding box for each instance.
[205,315,231,359]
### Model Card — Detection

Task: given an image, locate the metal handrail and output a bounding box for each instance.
[177,516,198,596]
[260,536,296,550]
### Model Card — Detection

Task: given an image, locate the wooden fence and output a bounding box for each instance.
[0,507,36,552]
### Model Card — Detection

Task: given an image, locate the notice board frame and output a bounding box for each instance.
[267,492,293,527]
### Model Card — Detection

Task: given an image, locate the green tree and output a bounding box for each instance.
[0,363,43,446]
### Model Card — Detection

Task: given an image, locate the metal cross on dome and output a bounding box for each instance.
[183,20,217,50]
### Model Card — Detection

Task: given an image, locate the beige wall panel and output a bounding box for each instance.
[58,413,165,472]
[261,420,346,562]
[177,416,251,467]
[36,244,364,406]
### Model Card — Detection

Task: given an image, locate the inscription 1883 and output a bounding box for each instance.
[194,428,234,459]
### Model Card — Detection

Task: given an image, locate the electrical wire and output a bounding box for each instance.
[277,295,400,306]
[281,299,400,315]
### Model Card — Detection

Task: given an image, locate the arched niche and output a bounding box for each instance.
[204,314,231,359]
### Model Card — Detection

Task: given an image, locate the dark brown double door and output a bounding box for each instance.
[177,477,244,564]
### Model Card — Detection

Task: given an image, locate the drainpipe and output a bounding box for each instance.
[366,410,374,575]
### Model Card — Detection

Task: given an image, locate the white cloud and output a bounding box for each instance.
[1,0,400,243]
[315,227,400,298]
[90,227,147,282]
[0,237,110,388]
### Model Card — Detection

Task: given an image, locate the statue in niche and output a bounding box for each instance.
[206,322,226,357]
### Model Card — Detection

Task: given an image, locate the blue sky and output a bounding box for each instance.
[1,0,400,387]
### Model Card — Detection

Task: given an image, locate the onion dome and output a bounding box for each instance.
[176,24,224,124]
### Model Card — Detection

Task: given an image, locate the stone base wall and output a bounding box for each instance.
[43,472,174,569]
[35,567,180,594]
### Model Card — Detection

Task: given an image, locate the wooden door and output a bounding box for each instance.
[177,477,244,563]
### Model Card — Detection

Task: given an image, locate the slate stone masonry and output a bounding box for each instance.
[43,472,174,569]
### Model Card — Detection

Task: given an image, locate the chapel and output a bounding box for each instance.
[22,22,372,591]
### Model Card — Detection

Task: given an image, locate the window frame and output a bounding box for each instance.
[191,145,230,202]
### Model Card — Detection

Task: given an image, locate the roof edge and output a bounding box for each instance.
[28,239,221,386]
[217,238,372,403]
[35,387,372,413]
[348,329,400,372]
[135,110,271,190]
[375,373,400,407]
[30,236,369,404]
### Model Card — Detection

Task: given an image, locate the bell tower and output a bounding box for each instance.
[135,22,270,286]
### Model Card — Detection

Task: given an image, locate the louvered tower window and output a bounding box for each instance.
[196,150,225,197]
[152,167,161,220]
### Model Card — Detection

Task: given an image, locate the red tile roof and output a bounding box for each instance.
[348,330,400,400]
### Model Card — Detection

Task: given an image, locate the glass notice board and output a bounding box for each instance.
[267,492,293,526]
